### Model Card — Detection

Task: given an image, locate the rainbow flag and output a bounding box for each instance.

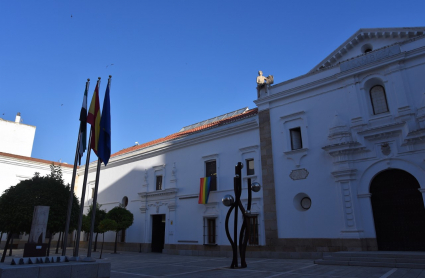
[198,177,211,204]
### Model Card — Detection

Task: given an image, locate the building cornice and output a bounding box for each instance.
[254,45,425,107]
[138,188,178,200]
[0,156,74,174]
[86,118,258,172]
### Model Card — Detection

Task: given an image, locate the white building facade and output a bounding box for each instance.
[255,27,425,253]
[77,27,425,256]
[77,108,264,254]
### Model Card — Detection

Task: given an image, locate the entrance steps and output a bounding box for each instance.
[314,251,425,269]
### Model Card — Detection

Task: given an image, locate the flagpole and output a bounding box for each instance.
[84,159,101,261]
[73,80,92,259]
[84,76,109,262]
[73,131,92,259]
[61,127,81,256]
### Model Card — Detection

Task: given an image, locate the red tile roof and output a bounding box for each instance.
[0,152,75,169]
[112,108,258,158]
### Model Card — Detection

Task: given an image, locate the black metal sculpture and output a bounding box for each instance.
[222,162,261,268]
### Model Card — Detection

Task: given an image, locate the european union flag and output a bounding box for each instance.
[98,77,111,166]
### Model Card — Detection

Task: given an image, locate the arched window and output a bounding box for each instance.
[122,196,128,208]
[370,85,389,115]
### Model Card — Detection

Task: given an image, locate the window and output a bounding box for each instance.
[91,188,95,199]
[246,159,254,176]
[203,218,216,244]
[370,85,389,115]
[248,216,259,245]
[290,127,303,150]
[301,197,312,210]
[156,176,163,190]
[205,160,217,191]
[122,196,128,208]
[361,43,373,54]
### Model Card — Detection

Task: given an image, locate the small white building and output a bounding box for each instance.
[0,114,75,248]
[0,113,36,157]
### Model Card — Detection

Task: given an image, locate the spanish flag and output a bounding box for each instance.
[87,80,101,156]
[198,177,211,204]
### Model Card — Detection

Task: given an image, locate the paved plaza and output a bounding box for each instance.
[2,248,425,277]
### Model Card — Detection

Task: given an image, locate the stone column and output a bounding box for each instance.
[258,109,278,247]
[331,170,363,238]
[167,202,176,244]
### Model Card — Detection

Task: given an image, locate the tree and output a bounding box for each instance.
[85,203,107,252]
[97,219,117,259]
[106,207,134,254]
[0,166,80,262]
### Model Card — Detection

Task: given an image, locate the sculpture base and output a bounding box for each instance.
[23,243,48,257]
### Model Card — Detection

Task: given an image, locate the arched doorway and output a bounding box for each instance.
[370,169,425,251]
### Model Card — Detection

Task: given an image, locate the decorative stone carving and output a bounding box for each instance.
[140,206,147,213]
[381,142,391,156]
[171,163,176,177]
[331,169,357,182]
[402,128,425,146]
[142,169,148,188]
[289,168,309,180]
[328,113,353,144]
[168,201,176,211]
[148,201,168,213]
[359,122,404,141]
[340,181,355,227]
[340,45,401,72]
[203,202,219,216]
[284,148,308,168]
[417,93,425,128]
[170,162,177,184]
[142,169,148,192]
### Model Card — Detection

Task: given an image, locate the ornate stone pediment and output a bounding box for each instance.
[358,122,404,142]
[203,202,219,217]
[322,141,369,157]
[310,27,425,72]
[331,169,357,181]
[402,128,425,146]
[138,188,178,202]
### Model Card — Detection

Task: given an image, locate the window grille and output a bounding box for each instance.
[203,218,217,245]
[248,216,259,245]
[156,175,163,190]
[290,127,303,150]
[370,85,389,115]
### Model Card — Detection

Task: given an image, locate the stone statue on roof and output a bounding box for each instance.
[257,71,274,98]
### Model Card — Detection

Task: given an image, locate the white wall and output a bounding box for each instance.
[0,118,36,157]
[259,34,425,240]
[76,115,264,246]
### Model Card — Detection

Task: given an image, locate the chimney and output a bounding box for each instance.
[15,112,21,123]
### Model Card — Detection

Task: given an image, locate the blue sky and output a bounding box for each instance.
[1,0,424,164]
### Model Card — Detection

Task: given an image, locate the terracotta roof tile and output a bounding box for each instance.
[112,108,258,158]
[0,152,75,168]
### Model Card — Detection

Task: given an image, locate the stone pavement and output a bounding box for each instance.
[3,248,425,277]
